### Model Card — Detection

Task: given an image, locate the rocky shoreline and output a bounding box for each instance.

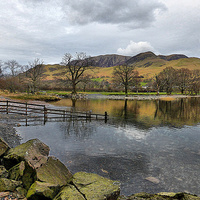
[0,136,199,200]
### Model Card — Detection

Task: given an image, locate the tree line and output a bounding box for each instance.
[0,53,200,95]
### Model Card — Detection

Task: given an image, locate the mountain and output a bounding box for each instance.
[43,52,200,81]
[91,54,131,67]
[89,52,189,68]
[126,51,188,65]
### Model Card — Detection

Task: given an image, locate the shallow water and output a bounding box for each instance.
[16,97,200,195]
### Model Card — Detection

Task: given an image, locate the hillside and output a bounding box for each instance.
[43,52,200,82]
[91,54,131,67]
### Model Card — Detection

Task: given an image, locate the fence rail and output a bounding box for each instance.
[0,100,108,123]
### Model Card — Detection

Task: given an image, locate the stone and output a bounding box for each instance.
[26,181,59,200]
[36,156,73,186]
[73,172,120,200]
[4,138,50,169]
[119,192,200,200]
[53,184,85,200]
[145,177,160,184]
[0,137,10,157]
[0,165,8,178]
[0,178,22,192]
[8,161,36,190]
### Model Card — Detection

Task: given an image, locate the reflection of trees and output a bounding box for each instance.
[59,118,96,139]
[154,98,200,126]
[110,100,152,129]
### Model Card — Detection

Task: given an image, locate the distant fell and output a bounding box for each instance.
[90,52,189,68]
[91,54,131,68]
[126,51,188,65]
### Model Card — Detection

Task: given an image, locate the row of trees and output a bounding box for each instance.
[0,59,44,93]
[153,67,200,95]
[1,52,200,96]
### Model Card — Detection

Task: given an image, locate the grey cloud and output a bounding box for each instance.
[63,0,167,28]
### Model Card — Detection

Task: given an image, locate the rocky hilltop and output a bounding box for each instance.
[91,54,131,68]
[91,51,189,67]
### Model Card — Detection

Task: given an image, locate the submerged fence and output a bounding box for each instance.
[0,100,108,124]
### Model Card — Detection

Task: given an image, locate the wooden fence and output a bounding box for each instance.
[0,100,108,123]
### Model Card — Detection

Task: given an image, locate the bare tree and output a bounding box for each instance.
[112,63,139,96]
[61,52,93,94]
[3,60,21,92]
[26,58,45,94]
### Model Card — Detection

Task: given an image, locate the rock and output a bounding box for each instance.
[0,165,8,178]
[16,186,27,199]
[8,161,36,190]
[36,156,73,186]
[4,138,50,169]
[53,184,85,200]
[26,181,59,200]
[145,176,160,184]
[0,137,10,157]
[0,178,22,192]
[73,172,120,200]
[119,192,200,200]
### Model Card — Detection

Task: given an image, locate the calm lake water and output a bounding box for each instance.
[16,97,200,196]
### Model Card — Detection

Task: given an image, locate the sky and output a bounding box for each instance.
[0,0,200,64]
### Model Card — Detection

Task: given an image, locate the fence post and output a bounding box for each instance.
[105,111,108,123]
[44,106,47,118]
[6,100,8,114]
[25,102,28,115]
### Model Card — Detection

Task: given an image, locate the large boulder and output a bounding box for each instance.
[3,138,50,169]
[0,137,10,157]
[26,181,59,200]
[72,172,120,200]
[53,184,85,200]
[8,161,36,190]
[36,156,73,186]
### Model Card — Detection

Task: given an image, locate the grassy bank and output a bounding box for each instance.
[0,91,61,101]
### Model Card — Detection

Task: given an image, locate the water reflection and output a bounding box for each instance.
[15,97,200,196]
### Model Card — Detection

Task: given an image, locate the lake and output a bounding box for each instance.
[16,97,200,196]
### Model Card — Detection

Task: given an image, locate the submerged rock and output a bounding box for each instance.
[73,172,120,200]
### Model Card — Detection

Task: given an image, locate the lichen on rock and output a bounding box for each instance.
[73,171,120,200]
[36,156,73,187]
[4,138,50,169]
[27,181,59,200]
[53,184,85,200]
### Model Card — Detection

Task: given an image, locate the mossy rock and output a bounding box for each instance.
[36,156,73,186]
[73,172,120,200]
[0,165,8,178]
[53,184,85,200]
[0,178,22,192]
[120,192,200,200]
[4,138,49,169]
[26,181,59,200]
[8,161,36,190]
[0,137,10,157]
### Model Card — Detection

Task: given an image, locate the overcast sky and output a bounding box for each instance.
[0,0,200,64]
